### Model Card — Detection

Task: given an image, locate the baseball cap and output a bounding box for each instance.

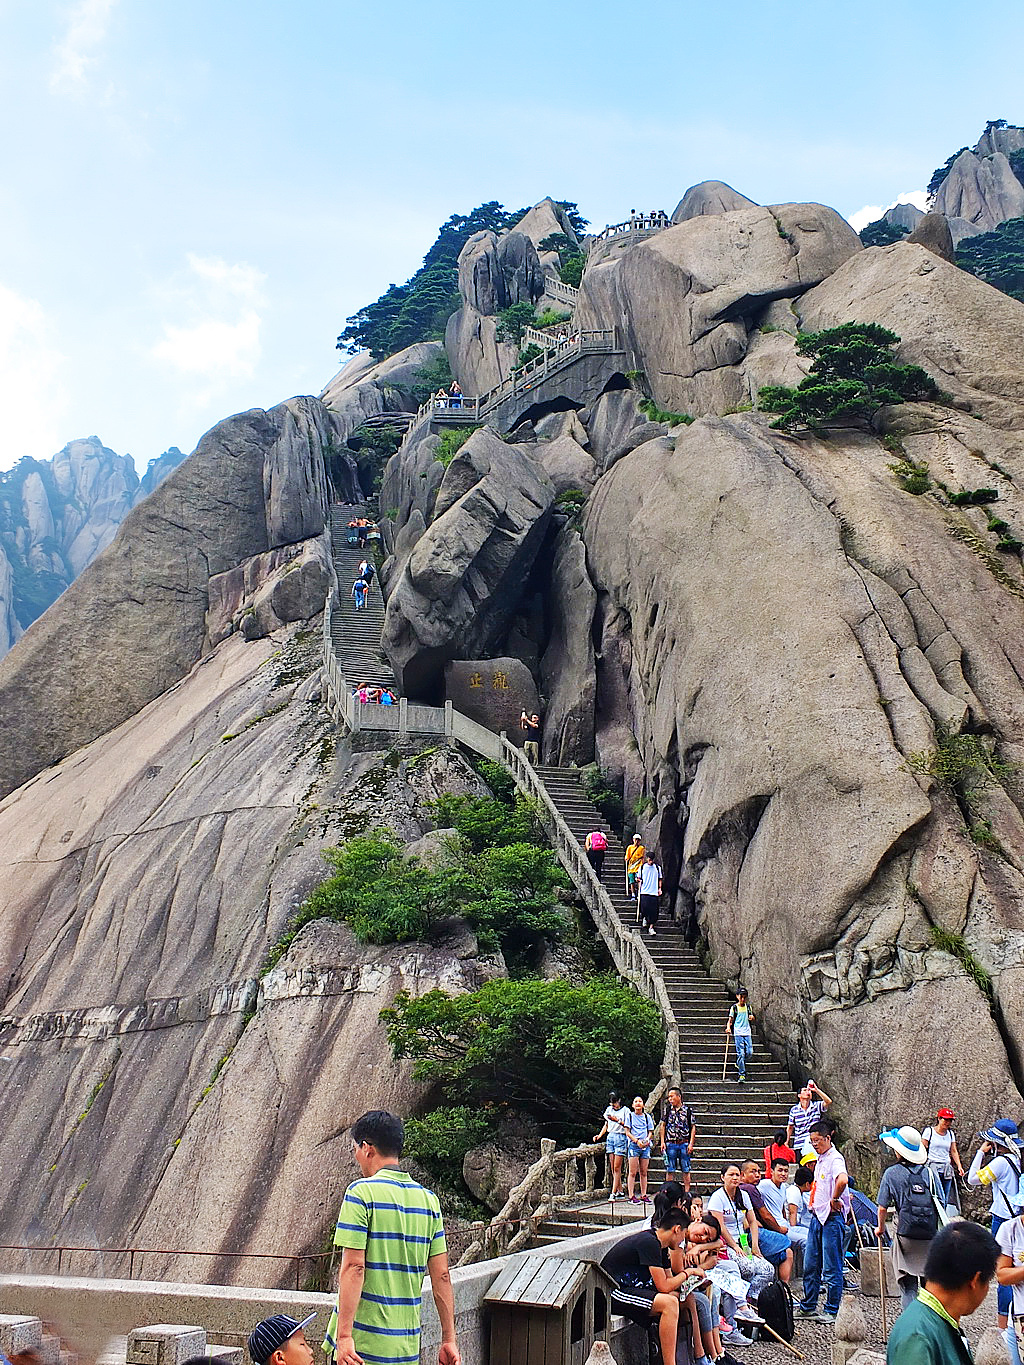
[937,1108,955,1120]
[248,1314,318,1364]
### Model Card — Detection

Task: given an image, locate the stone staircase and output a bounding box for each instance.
[530,766,799,1244]
[328,504,397,692]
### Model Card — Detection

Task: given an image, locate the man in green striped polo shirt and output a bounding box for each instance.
[325,1110,460,1365]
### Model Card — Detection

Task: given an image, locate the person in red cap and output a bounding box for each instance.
[922,1109,966,1213]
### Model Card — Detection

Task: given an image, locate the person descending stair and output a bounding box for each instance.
[727,988,754,1083]
[638,852,663,936]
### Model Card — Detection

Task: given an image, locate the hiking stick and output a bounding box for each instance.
[879,1244,888,1337]
[756,1321,804,1360]
[722,1031,730,1082]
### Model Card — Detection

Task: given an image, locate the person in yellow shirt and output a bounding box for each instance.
[625,834,645,907]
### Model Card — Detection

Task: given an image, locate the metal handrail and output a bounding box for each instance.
[0,1244,333,1292]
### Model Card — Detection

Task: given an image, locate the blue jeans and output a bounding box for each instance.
[734,1034,752,1076]
[666,1142,692,1175]
[993,1215,1012,1317]
[758,1228,792,1267]
[799,1213,845,1315]
[1006,1324,1021,1365]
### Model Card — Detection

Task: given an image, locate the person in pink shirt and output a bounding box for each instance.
[795,1122,850,1325]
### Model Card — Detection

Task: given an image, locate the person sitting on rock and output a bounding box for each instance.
[352,578,367,611]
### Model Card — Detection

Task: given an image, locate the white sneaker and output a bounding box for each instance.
[648,926,656,936]
[734,1306,764,1325]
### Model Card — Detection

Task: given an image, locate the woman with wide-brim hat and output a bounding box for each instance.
[968,1118,1023,1329]
[876,1126,940,1309]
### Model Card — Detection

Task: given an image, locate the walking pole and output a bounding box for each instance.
[878,1240,889,1339]
[722,1029,730,1083]
[756,1321,805,1360]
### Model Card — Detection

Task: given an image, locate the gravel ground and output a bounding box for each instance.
[740,1271,1002,1365]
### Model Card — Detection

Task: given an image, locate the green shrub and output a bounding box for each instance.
[928,924,993,1002]
[554,488,587,526]
[581,765,624,831]
[949,488,999,506]
[435,425,479,467]
[428,792,539,852]
[404,1105,494,1193]
[907,728,1017,804]
[559,254,586,288]
[889,458,932,495]
[758,323,940,433]
[969,818,1008,856]
[996,535,1024,555]
[496,302,536,346]
[859,218,910,248]
[533,309,571,329]
[517,343,544,368]
[638,398,694,427]
[472,757,517,803]
[381,976,663,1130]
[456,842,570,956]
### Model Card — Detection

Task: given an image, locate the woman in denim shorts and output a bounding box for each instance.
[594,1091,629,1200]
[624,1095,656,1203]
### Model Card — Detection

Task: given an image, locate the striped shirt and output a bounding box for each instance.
[324,1168,446,1365]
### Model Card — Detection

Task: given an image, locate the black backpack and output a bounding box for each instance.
[897,1168,940,1240]
[361,562,375,582]
[756,1280,795,1341]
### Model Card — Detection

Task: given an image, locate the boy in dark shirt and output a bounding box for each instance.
[601,1210,694,1365]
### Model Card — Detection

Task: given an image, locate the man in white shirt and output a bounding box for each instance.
[637,853,662,937]
[795,1123,849,1324]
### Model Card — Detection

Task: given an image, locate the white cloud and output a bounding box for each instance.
[0,285,68,468]
[150,254,267,407]
[847,190,928,233]
[50,0,118,93]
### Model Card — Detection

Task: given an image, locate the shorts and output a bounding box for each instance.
[611,1288,658,1325]
[628,1141,652,1160]
[665,1142,691,1173]
[757,1228,791,1266]
[606,1134,628,1156]
[626,871,639,892]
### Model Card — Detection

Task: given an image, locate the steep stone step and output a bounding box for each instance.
[327,503,398,695]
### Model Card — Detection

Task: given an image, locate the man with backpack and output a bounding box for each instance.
[876,1125,943,1308]
[967,1118,1022,1330]
[638,852,662,937]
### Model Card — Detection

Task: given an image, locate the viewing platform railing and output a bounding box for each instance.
[546,277,579,305]
[591,212,670,245]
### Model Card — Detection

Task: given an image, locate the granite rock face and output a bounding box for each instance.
[671,180,757,222]
[0,437,185,658]
[539,525,597,765]
[581,408,1024,1128]
[445,656,539,743]
[575,203,861,415]
[381,427,555,697]
[0,629,500,1280]
[905,211,956,263]
[445,229,545,394]
[882,202,924,232]
[0,396,338,799]
[933,150,1024,242]
[798,242,1024,428]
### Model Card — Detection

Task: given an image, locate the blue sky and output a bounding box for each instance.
[1,0,1021,472]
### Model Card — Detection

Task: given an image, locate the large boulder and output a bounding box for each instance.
[671,180,757,223]
[905,212,956,264]
[577,203,860,416]
[932,150,1024,239]
[882,202,924,232]
[445,656,539,742]
[321,341,442,430]
[0,395,336,799]
[455,231,544,316]
[381,427,555,697]
[798,242,1024,428]
[510,198,581,250]
[975,123,1024,158]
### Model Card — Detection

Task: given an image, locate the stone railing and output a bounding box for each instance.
[522,325,574,352]
[593,212,670,243]
[546,277,579,305]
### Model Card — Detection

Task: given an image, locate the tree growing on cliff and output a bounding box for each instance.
[757,323,940,433]
[956,217,1024,302]
[381,977,663,1128]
